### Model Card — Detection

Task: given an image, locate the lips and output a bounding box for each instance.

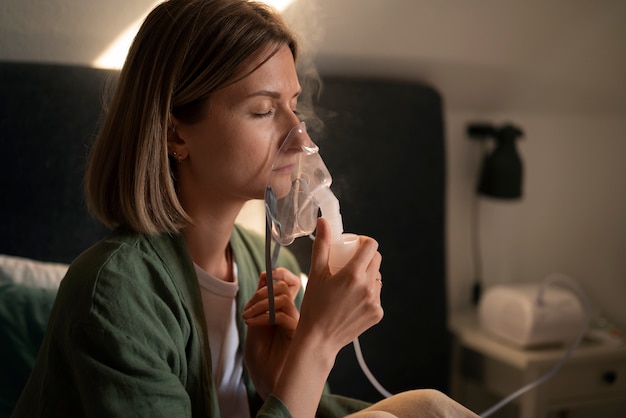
[272,163,294,174]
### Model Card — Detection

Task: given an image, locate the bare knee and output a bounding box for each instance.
[380,389,478,418]
[346,412,398,418]
[349,389,478,418]
[408,389,478,418]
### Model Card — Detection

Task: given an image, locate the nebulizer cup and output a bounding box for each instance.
[265,121,358,273]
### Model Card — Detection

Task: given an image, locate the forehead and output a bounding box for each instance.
[222,45,300,100]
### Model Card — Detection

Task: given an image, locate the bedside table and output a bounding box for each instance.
[449,310,626,418]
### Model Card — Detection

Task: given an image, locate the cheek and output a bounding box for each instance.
[195,112,285,188]
[239,139,274,183]
[209,134,272,190]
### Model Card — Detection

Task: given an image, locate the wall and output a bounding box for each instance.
[446,110,626,328]
[2,0,625,329]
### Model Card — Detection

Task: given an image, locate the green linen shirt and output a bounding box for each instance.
[13,225,369,417]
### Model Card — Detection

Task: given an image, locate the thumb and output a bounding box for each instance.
[310,217,331,278]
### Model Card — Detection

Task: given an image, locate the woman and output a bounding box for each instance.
[15,0,478,417]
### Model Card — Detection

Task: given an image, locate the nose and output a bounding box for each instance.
[282,122,318,155]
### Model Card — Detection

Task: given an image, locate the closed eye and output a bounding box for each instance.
[255,109,275,118]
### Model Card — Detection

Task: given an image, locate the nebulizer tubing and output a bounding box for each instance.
[265,122,394,399]
[480,273,591,418]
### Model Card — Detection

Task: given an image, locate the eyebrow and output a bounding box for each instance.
[245,89,301,99]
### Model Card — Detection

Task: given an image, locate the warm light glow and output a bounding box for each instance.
[263,0,294,11]
[92,19,145,69]
[92,0,161,70]
[92,0,296,69]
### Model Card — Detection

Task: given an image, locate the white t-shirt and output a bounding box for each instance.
[195,262,250,418]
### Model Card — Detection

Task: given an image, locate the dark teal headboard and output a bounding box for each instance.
[0,62,114,263]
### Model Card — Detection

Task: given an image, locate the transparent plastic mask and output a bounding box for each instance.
[265,121,332,246]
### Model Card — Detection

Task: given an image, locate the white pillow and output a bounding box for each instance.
[0,254,68,289]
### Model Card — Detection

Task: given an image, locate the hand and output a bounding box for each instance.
[298,217,384,354]
[242,267,301,399]
[267,218,384,417]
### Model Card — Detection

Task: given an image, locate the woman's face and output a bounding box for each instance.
[172,44,302,208]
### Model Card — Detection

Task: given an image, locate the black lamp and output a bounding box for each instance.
[468,123,524,199]
[468,122,524,305]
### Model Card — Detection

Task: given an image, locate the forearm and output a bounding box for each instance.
[271,326,337,418]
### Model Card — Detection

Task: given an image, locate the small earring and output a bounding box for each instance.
[170,151,183,163]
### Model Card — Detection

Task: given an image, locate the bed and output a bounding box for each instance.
[0,61,447,414]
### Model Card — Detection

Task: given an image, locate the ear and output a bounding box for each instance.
[167,114,188,162]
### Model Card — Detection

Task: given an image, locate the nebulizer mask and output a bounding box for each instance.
[265,121,356,244]
[264,122,359,318]
[265,121,335,246]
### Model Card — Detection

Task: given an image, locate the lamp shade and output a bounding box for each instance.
[471,124,524,199]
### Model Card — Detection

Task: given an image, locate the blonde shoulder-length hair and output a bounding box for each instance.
[85,0,298,234]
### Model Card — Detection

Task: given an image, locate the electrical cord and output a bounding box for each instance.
[480,273,591,418]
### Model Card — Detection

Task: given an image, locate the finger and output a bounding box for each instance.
[271,268,301,287]
[271,268,302,298]
[374,273,383,290]
[247,307,299,329]
[244,291,296,317]
[244,270,290,311]
[245,310,299,330]
[347,237,379,275]
[244,283,267,311]
[310,217,331,279]
[243,284,294,318]
[250,279,292,301]
[244,275,274,311]
[245,294,300,320]
[366,250,383,278]
[243,293,300,323]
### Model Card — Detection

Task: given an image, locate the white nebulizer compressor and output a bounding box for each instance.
[476,275,591,418]
[478,279,587,348]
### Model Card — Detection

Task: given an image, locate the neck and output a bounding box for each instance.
[184,223,234,282]
[175,181,246,282]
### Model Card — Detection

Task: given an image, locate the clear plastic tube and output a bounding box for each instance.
[353,337,394,398]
